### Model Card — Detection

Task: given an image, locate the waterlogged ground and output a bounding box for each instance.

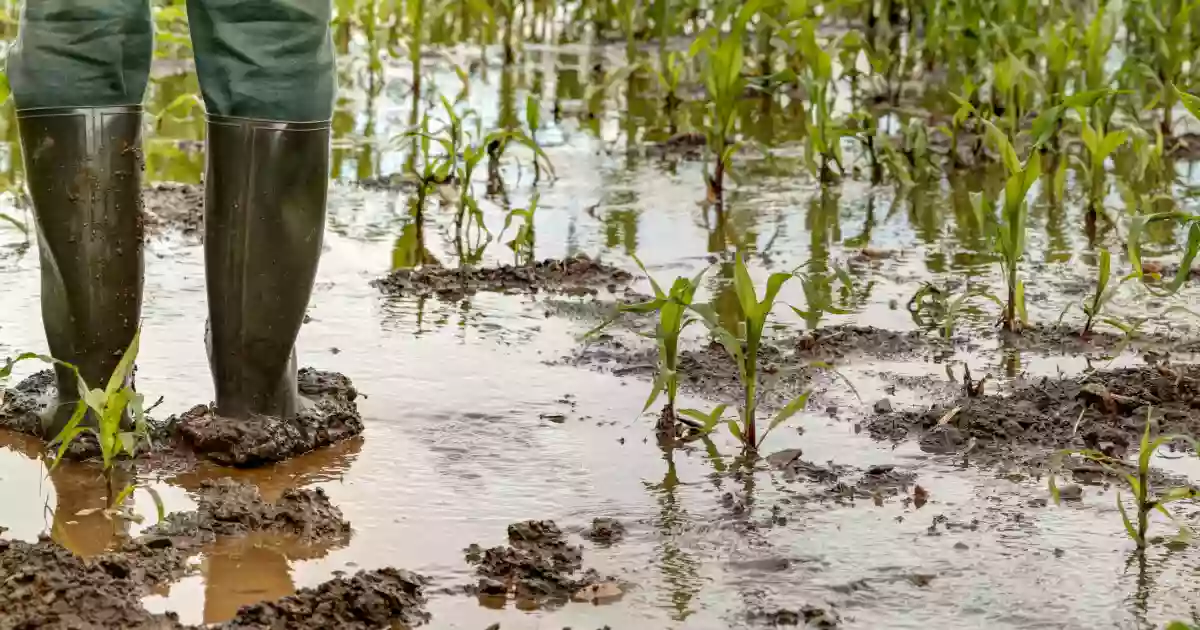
[3,35,1200,630]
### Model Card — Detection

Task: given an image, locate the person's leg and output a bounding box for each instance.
[186,0,335,421]
[6,0,151,437]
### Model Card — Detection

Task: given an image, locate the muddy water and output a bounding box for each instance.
[2,35,1200,630]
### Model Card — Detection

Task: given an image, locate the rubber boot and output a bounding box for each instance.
[17,106,144,438]
[204,115,330,422]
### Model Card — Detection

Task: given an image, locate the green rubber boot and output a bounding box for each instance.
[204,116,330,421]
[17,106,145,438]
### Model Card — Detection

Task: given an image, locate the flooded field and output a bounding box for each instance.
[3,1,1200,628]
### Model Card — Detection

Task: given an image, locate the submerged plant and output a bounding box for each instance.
[1050,411,1198,549]
[908,282,996,339]
[1074,107,1128,219]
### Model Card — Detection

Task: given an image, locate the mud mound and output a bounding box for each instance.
[143,478,351,545]
[793,325,936,360]
[143,183,204,238]
[868,363,1200,453]
[217,567,429,629]
[0,536,184,630]
[465,520,608,606]
[372,254,633,301]
[172,369,363,467]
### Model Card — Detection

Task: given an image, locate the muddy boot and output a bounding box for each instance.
[14,106,144,439]
[204,115,330,421]
[173,116,362,467]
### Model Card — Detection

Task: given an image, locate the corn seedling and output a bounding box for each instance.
[693,0,760,203]
[0,330,163,521]
[795,21,844,183]
[908,282,998,339]
[790,264,864,330]
[976,122,1040,331]
[1056,248,1141,335]
[689,254,806,452]
[1050,411,1199,549]
[501,192,538,264]
[587,257,709,437]
[1074,107,1128,218]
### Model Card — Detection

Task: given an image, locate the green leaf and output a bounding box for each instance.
[642,371,668,413]
[760,391,811,447]
[111,483,136,508]
[1173,84,1200,122]
[726,418,745,444]
[104,329,141,399]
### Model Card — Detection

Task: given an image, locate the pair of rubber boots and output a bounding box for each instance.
[19,105,329,438]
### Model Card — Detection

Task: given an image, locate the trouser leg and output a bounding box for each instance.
[187,0,335,421]
[7,0,151,437]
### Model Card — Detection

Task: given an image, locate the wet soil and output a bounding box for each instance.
[0,535,185,629]
[572,324,937,408]
[0,480,356,630]
[143,183,204,238]
[372,254,633,301]
[0,369,363,469]
[144,478,352,545]
[868,362,1200,455]
[217,567,429,630]
[465,520,613,607]
[170,369,363,467]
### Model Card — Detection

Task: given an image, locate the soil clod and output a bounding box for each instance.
[372,254,632,301]
[584,517,625,545]
[465,520,610,607]
[216,567,429,629]
[868,363,1200,452]
[172,368,363,467]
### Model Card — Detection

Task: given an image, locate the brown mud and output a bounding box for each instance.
[868,362,1200,455]
[0,369,363,469]
[217,567,429,630]
[172,369,364,467]
[465,520,615,608]
[372,254,633,301]
[0,481,360,630]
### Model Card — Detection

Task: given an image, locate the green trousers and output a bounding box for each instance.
[7,0,336,121]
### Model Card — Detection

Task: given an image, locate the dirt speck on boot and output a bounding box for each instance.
[216,567,429,629]
[372,254,632,301]
[172,368,363,467]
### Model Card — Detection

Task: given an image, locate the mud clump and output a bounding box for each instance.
[372,254,633,301]
[143,183,204,238]
[217,567,429,629]
[748,605,841,627]
[465,520,608,606]
[868,363,1200,453]
[0,536,184,630]
[585,517,625,545]
[172,368,364,467]
[143,478,352,545]
[793,325,935,360]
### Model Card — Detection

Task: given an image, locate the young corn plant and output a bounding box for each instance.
[1059,248,1140,336]
[689,254,809,452]
[908,282,998,339]
[976,122,1040,331]
[0,330,162,520]
[587,258,709,439]
[1050,411,1199,549]
[693,0,760,203]
[797,22,844,182]
[501,192,538,265]
[1074,107,1128,219]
